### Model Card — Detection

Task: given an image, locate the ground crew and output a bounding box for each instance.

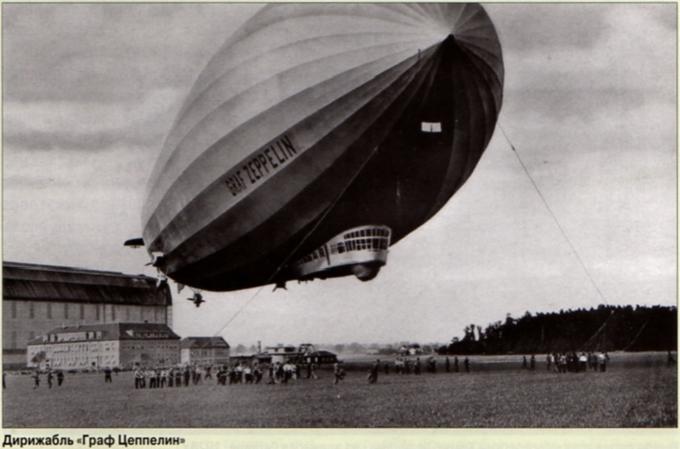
[333,362,345,385]
[368,360,380,384]
[134,368,144,389]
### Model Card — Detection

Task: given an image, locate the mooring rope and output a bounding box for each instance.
[498,123,610,307]
[211,144,383,337]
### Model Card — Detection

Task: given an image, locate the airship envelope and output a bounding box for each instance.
[141,3,504,292]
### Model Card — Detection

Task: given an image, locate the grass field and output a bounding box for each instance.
[2,352,676,428]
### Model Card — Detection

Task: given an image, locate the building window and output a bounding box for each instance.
[11,302,17,319]
[47,303,52,319]
[80,304,85,320]
[64,303,69,319]
[29,303,34,319]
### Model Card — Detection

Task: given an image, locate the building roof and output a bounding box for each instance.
[310,350,337,357]
[3,261,171,306]
[27,322,180,345]
[180,337,230,349]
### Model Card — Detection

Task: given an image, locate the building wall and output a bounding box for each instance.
[119,340,180,369]
[26,340,120,370]
[180,348,190,365]
[27,339,179,370]
[3,300,169,353]
[180,347,230,366]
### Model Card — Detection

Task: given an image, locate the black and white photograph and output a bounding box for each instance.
[2,1,677,434]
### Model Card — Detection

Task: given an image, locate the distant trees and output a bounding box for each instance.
[440,305,677,355]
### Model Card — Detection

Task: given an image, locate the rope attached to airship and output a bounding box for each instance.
[498,123,610,308]
[211,144,384,337]
[498,123,616,352]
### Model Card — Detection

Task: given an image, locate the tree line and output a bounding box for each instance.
[439,305,677,355]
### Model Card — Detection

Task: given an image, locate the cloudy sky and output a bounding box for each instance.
[3,3,676,346]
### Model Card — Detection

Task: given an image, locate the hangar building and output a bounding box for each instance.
[3,261,173,367]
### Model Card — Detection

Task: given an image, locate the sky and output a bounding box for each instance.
[2,3,677,347]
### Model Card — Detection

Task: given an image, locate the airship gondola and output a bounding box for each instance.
[139,3,504,292]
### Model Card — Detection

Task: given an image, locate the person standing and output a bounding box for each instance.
[134,368,142,389]
[522,355,527,369]
[598,352,608,372]
[454,356,459,373]
[464,357,470,373]
[530,354,536,370]
[445,356,450,373]
[368,360,380,384]
[56,370,64,386]
[333,362,345,385]
[546,354,552,371]
[414,358,421,375]
[267,364,275,384]
[559,353,567,373]
[104,366,113,383]
[47,370,54,389]
[183,366,190,386]
[161,368,169,388]
[32,371,40,389]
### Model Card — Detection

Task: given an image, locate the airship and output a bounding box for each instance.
[132,3,504,292]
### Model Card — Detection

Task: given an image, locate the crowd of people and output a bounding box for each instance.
[390,356,471,375]
[17,350,676,391]
[542,352,609,373]
[30,369,65,389]
[131,360,330,389]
